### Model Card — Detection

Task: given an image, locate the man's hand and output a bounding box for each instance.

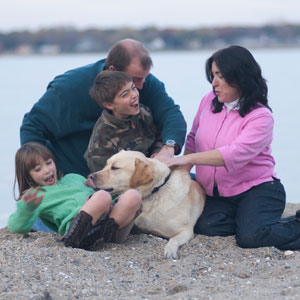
[151,145,175,163]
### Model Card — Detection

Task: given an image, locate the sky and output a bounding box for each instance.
[1,0,300,32]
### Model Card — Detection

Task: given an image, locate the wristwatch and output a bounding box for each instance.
[164,139,176,148]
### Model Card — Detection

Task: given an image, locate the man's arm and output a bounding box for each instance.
[20,60,105,176]
[139,73,187,157]
[20,87,66,145]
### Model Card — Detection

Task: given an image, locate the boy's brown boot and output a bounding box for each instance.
[62,210,93,248]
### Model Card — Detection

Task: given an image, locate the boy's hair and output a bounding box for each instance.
[14,142,62,200]
[90,70,132,107]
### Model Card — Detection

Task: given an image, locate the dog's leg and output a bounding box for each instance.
[164,229,194,259]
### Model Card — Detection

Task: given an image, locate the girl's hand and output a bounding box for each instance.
[23,187,44,209]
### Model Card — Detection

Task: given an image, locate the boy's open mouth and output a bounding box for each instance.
[131,102,139,108]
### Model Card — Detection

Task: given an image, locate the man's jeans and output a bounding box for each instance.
[195,179,300,250]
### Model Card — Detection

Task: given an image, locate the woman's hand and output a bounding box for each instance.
[165,155,192,168]
[23,187,44,209]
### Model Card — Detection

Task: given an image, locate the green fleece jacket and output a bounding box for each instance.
[20,59,187,177]
[8,174,94,235]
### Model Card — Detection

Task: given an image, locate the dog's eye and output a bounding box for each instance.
[111,166,119,170]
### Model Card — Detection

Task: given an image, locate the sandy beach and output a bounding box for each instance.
[1,203,299,300]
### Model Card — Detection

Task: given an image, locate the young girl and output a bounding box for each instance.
[8,142,142,249]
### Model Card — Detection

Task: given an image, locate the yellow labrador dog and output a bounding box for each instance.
[89,150,205,258]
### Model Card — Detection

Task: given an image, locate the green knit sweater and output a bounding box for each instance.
[8,174,94,235]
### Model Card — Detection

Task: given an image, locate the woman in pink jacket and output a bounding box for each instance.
[167,45,300,250]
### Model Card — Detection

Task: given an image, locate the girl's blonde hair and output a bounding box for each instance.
[14,142,62,200]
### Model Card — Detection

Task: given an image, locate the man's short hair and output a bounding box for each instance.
[105,39,153,71]
[90,70,132,107]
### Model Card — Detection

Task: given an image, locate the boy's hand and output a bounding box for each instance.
[23,187,44,209]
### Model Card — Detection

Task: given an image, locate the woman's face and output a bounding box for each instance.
[211,61,240,103]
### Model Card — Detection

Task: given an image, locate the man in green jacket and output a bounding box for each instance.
[20,39,187,177]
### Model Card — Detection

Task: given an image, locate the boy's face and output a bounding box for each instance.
[104,81,140,119]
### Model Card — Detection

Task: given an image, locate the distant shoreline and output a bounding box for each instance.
[1,45,300,57]
[1,24,300,55]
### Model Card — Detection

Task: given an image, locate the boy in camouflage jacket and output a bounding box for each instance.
[84,70,162,173]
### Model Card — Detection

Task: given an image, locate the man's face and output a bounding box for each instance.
[124,58,150,90]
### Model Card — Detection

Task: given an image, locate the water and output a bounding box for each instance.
[1,48,299,228]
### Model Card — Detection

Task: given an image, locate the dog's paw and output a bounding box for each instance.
[164,240,179,259]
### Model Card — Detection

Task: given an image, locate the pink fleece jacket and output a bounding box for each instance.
[185,91,277,197]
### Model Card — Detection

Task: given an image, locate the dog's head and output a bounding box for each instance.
[89,150,170,196]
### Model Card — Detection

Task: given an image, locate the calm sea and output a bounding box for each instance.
[1,48,299,228]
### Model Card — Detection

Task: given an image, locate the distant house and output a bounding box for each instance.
[38,44,61,55]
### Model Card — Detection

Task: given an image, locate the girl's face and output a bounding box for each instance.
[29,157,57,186]
[211,61,240,103]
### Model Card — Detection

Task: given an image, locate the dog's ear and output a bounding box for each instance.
[130,158,154,188]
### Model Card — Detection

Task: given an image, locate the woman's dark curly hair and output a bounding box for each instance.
[206,45,271,117]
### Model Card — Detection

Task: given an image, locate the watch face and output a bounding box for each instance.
[165,139,176,147]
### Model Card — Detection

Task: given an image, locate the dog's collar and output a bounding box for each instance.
[151,172,171,194]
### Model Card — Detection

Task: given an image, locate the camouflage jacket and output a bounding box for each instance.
[84,104,162,172]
